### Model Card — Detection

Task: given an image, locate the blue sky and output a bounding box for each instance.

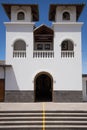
[0,0,87,74]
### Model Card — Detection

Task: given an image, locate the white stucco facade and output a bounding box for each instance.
[53,22,83,90]
[5,23,83,91]
[1,3,85,102]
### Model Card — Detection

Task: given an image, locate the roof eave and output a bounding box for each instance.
[49,4,85,21]
[2,4,39,21]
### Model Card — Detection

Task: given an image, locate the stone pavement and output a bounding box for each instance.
[0,102,87,111]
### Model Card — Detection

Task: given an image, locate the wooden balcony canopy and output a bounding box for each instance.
[0,65,12,67]
[0,63,11,68]
[0,60,11,67]
[2,4,39,21]
[34,25,54,42]
[49,3,85,21]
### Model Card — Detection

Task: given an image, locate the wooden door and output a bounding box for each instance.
[35,74,52,102]
[0,79,5,102]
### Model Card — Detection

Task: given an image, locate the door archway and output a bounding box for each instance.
[34,72,53,102]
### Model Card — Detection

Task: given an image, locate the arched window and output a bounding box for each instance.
[61,40,74,58]
[13,40,26,58]
[63,12,70,20]
[14,40,26,50]
[17,12,25,20]
[61,40,74,51]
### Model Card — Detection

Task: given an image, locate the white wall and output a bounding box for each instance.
[5,22,35,90]
[5,21,83,91]
[53,22,83,90]
[11,6,32,22]
[55,6,76,22]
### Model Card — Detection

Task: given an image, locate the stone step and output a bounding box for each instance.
[0,109,87,129]
[45,111,87,113]
[0,111,43,113]
[0,124,87,128]
[1,110,87,113]
[1,116,87,120]
[1,112,87,115]
[0,110,87,112]
[0,120,87,124]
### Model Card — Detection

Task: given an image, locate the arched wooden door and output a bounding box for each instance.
[34,72,53,102]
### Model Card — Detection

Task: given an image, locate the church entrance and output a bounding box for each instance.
[34,72,53,102]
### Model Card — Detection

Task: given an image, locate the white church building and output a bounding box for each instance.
[0,3,87,102]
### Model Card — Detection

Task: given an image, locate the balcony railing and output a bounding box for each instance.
[13,51,26,58]
[61,51,74,58]
[33,51,54,58]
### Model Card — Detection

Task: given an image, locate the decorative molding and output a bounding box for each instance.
[74,44,77,46]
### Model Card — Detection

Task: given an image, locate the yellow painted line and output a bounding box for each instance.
[42,103,45,130]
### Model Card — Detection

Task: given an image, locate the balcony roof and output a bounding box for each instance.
[82,74,87,77]
[34,24,54,42]
[0,65,11,67]
[0,60,11,67]
[34,24,54,35]
[49,3,85,21]
[2,4,39,21]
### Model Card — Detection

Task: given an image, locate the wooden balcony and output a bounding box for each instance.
[61,51,74,58]
[13,51,26,58]
[33,51,54,58]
